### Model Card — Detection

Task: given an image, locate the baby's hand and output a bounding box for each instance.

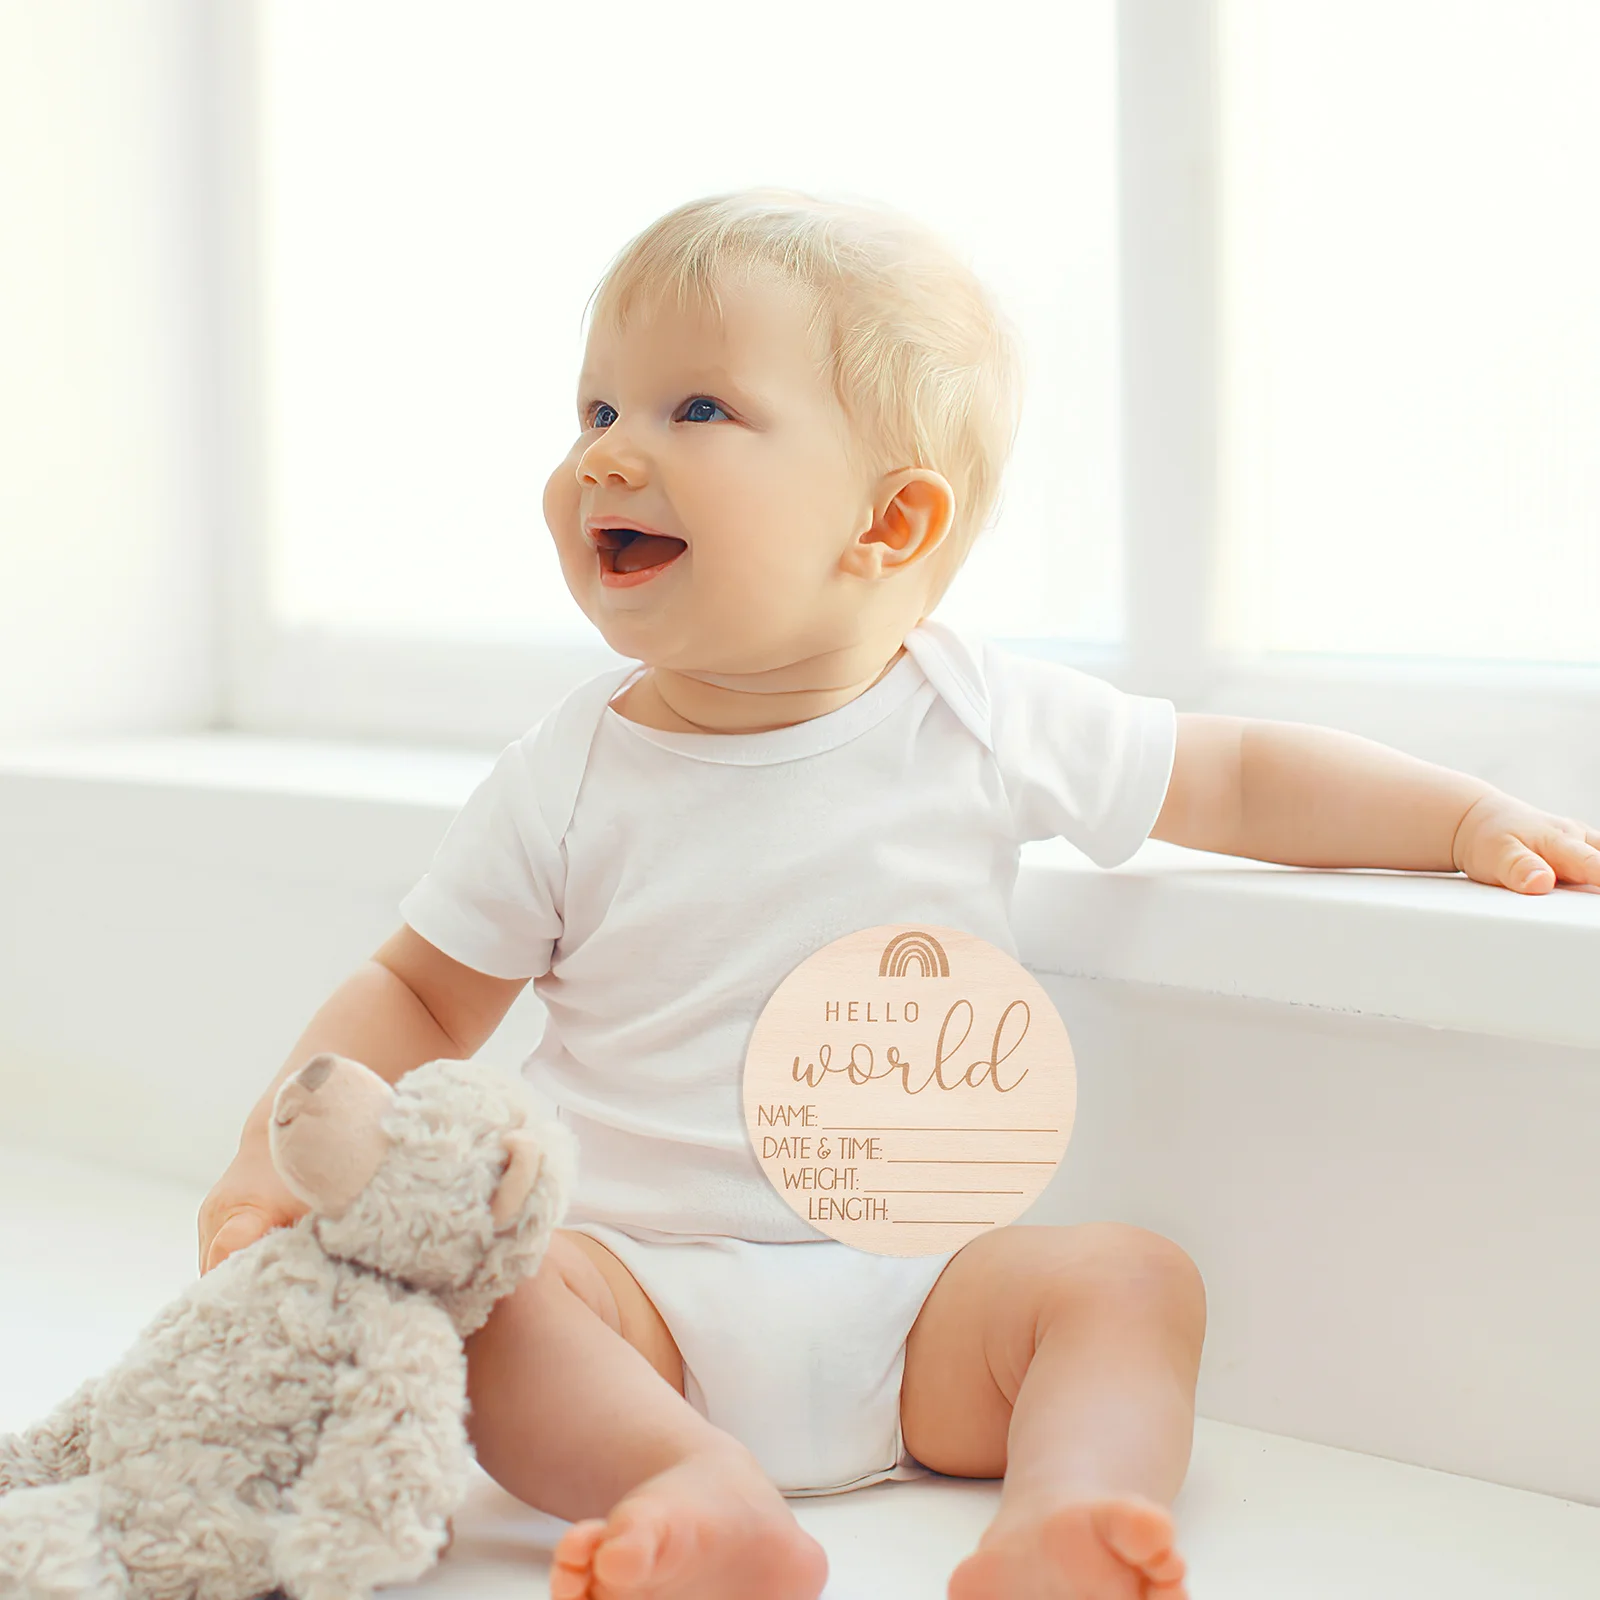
[197,1140,309,1276]
[1451,791,1600,894]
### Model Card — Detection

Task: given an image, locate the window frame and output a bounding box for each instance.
[214,0,1600,819]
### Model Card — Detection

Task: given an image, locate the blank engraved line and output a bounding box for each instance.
[888,1159,1059,1164]
[866,1189,1025,1194]
[821,1126,1057,1133]
[893,1220,997,1225]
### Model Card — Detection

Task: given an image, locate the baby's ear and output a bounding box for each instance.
[490,1128,544,1233]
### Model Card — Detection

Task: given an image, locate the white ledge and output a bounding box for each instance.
[4,733,1597,1052]
[1012,836,1600,1052]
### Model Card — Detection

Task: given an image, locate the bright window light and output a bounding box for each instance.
[257,0,1121,645]
[1218,0,1600,664]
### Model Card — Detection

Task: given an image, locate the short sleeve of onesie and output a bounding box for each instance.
[981,640,1178,868]
[397,736,564,980]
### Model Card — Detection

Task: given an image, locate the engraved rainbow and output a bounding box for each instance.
[877,930,950,978]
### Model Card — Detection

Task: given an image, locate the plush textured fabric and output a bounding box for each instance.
[0,1058,576,1600]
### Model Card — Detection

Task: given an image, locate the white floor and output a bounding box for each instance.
[1,1145,1595,1598]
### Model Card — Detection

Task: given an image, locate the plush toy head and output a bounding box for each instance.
[267,1053,576,1337]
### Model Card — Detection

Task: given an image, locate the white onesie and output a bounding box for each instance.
[399,617,1176,1495]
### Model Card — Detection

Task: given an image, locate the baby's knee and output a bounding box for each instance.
[464,1232,614,1369]
[1041,1222,1207,1329]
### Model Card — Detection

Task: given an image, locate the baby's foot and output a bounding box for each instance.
[948,1492,1188,1600]
[548,1443,829,1600]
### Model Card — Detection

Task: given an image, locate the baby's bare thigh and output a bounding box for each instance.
[551,1228,686,1396]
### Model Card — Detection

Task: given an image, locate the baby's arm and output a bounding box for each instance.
[196,926,528,1273]
[1150,712,1600,891]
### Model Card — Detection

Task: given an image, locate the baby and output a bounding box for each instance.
[198,188,1600,1600]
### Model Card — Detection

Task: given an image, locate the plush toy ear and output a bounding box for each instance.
[490,1128,544,1233]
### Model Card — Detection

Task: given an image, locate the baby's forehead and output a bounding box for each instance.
[582,274,834,394]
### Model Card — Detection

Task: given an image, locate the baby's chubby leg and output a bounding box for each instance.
[900,1222,1206,1600]
[464,1229,828,1600]
[465,1229,694,1517]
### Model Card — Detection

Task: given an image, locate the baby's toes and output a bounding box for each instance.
[550,1518,608,1599]
[591,1502,671,1589]
[1097,1499,1184,1586]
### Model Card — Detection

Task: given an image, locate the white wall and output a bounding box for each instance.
[0,0,218,736]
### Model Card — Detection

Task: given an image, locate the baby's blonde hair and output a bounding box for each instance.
[582,188,1026,612]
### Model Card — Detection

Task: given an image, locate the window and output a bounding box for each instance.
[228,1,1599,820]
[242,0,1120,740]
[1217,0,1600,665]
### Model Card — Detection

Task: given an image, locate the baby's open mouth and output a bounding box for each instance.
[594,528,689,575]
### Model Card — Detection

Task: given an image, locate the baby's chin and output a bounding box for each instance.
[579,595,685,662]
[571,574,853,679]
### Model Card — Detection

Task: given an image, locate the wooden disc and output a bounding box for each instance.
[743,924,1076,1256]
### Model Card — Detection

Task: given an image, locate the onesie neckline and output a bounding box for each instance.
[601,642,929,766]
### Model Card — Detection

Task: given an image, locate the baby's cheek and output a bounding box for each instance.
[542,462,577,534]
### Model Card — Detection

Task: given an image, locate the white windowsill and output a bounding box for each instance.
[3,732,1597,1053]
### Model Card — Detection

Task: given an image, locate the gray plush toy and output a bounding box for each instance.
[0,1053,576,1600]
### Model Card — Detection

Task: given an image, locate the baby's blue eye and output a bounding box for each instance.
[590,402,618,428]
[682,397,729,422]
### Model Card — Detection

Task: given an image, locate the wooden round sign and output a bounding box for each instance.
[743,924,1076,1257]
